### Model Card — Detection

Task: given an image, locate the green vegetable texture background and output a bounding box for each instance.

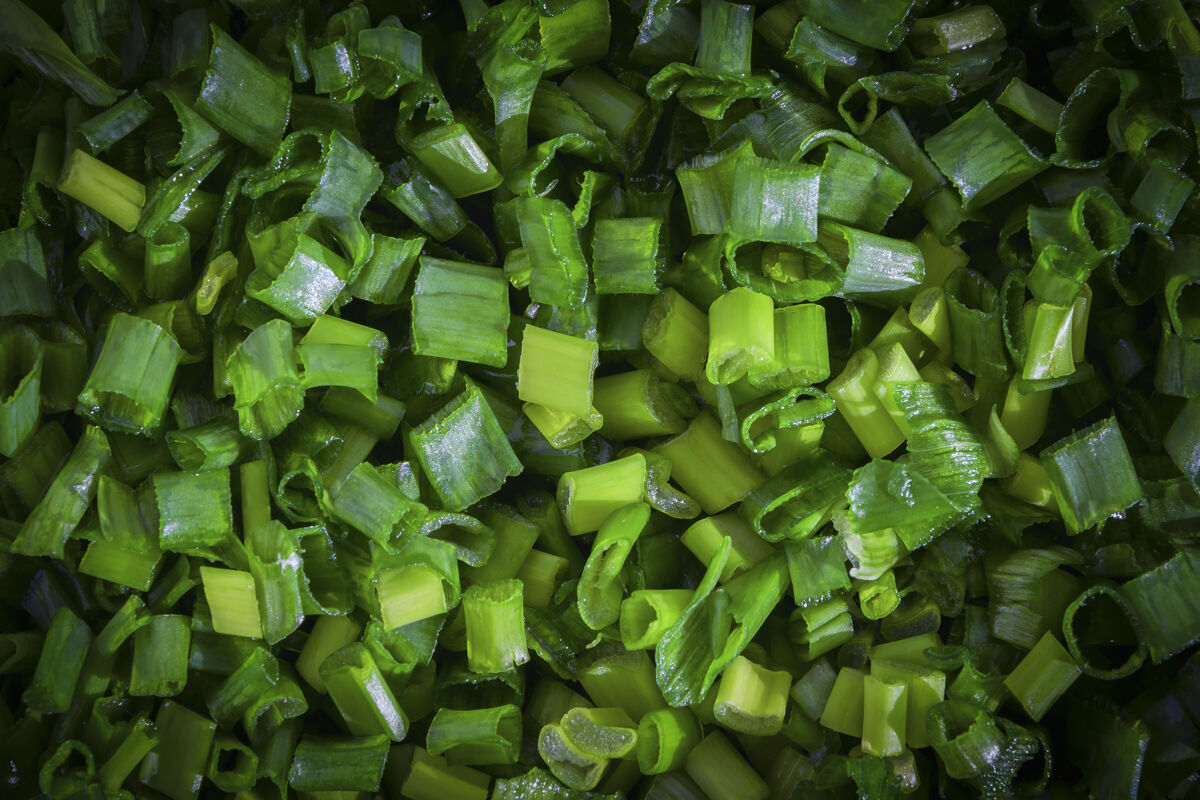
[4,0,1200,797]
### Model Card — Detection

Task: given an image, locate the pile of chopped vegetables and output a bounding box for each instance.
[6,0,1200,797]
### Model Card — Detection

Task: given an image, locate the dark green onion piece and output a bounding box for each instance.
[153,467,234,556]
[76,313,182,436]
[226,318,304,440]
[195,24,291,156]
[0,0,121,105]
[822,223,924,304]
[0,326,43,457]
[426,704,523,765]
[410,381,523,512]
[139,701,217,800]
[79,90,153,153]
[0,228,53,317]
[22,606,90,713]
[802,0,922,51]
[1120,549,1200,662]
[592,217,664,295]
[288,734,391,793]
[245,228,351,326]
[924,101,1047,212]
[1039,416,1142,534]
[685,730,768,800]
[519,196,588,307]
[10,425,109,558]
[166,419,242,473]
[411,257,509,368]
[818,144,911,233]
[321,642,408,741]
[738,454,850,542]
[130,614,190,697]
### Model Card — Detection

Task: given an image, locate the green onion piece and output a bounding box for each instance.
[924,101,1047,212]
[350,233,424,303]
[320,643,408,741]
[944,268,1008,381]
[80,538,161,592]
[139,701,217,800]
[200,566,263,639]
[407,122,502,197]
[802,0,921,50]
[579,646,668,721]
[427,704,522,765]
[785,535,852,606]
[926,700,1007,779]
[166,420,243,473]
[192,251,238,316]
[818,144,911,233]
[1120,550,1200,662]
[738,453,850,542]
[296,615,362,695]
[1,0,120,103]
[537,721,610,791]
[1131,160,1195,232]
[0,228,53,317]
[642,288,710,380]
[143,221,191,300]
[11,425,110,558]
[22,606,90,713]
[519,196,588,307]
[557,453,647,535]
[563,706,639,763]
[681,512,774,583]
[1003,632,1081,722]
[518,549,570,609]
[246,521,305,645]
[0,327,42,458]
[196,24,291,156]
[518,325,598,417]
[207,734,259,793]
[713,655,790,736]
[860,674,907,757]
[377,564,450,630]
[729,158,821,246]
[297,343,378,401]
[206,647,278,728]
[561,65,651,153]
[411,257,509,367]
[997,77,1063,134]
[578,502,650,630]
[685,731,768,800]
[327,462,425,547]
[791,659,838,723]
[828,349,905,459]
[592,218,664,295]
[226,318,305,440]
[1061,583,1146,679]
[1040,416,1142,533]
[909,5,1006,55]
[410,381,523,511]
[98,716,159,793]
[789,597,855,660]
[819,667,866,736]
[395,746,491,800]
[620,589,694,650]
[870,660,946,749]
[749,304,830,388]
[637,708,702,775]
[706,288,775,385]
[1167,395,1200,490]
[593,369,695,440]
[821,223,924,304]
[1022,301,1075,381]
[130,615,190,697]
[320,386,406,440]
[245,229,350,326]
[57,149,145,232]
[654,413,764,514]
[153,467,234,556]
[77,313,182,436]
[523,402,604,449]
[463,505,539,587]
[464,580,528,673]
[677,142,749,235]
[538,0,611,74]
[288,734,391,793]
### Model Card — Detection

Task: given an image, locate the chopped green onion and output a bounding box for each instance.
[77,313,181,435]
[321,642,408,740]
[200,566,263,639]
[1040,416,1142,533]
[130,615,190,697]
[57,149,145,232]
[139,701,216,800]
[464,580,528,673]
[296,614,362,694]
[196,24,291,156]
[685,731,768,800]
[427,704,522,765]
[642,287,710,381]
[1003,632,1081,722]
[412,257,510,367]
[578,502,650,630]
[713,655,790,736]
[654,412,764,514]
[287,734,391,793]
[557,453,647,535]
